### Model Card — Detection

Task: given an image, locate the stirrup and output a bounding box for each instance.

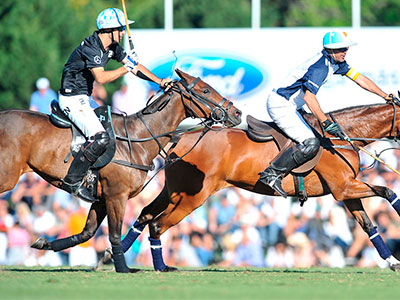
[62,180,98,203]
[75,186,98,203]
[258,171,287,198]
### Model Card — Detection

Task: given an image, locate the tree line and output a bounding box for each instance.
[0,0,399,110]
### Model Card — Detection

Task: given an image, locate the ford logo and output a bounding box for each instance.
[149,51,267,100]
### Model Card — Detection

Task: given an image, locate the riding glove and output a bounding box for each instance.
[124,56,138,72]
[321,119,345,140]
[126,48,139,63]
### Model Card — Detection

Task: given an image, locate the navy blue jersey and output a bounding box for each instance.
[275,49,351,108]
[60,31,126,96]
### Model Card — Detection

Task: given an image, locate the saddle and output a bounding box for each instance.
[50,100,116,197]
[246,114,323,206]
[246,115,323,173]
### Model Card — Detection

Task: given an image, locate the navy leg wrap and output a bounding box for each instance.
[122,221,145,252]
[368,227,391,260]
[51,235,82,252]
[149,237,166,271]
[112,244,129,273]
[389,193,400,216]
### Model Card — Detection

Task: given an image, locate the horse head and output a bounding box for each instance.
[174,69,242,127]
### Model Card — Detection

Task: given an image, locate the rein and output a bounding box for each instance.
[327,102,400,172]
[112,77,232,172]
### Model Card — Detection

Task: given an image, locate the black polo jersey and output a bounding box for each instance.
[60,31,126,96]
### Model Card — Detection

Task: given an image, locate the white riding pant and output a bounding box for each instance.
[267,91,315,143]
[58,94,105,138]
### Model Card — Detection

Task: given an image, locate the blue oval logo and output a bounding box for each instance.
[148,50,267,100]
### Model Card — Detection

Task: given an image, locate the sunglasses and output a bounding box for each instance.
[335,47,349,53]
[116,26,126,32]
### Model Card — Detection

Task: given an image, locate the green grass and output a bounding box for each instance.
[1,266,400,299]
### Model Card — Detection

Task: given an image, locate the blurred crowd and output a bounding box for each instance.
[1,77,399,269]
[1,142,400,270]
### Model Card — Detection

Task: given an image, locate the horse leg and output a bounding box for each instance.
[365,183,400,217]
[121,185,170,252]
[106,196,135,273]
[31,201,107,251]
[343,198,400,271]
[147,191,211,271]
[326,172,400,216]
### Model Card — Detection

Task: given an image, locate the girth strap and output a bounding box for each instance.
[293,175,308,206]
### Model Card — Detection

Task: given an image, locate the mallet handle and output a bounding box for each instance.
[121,0,134,50]
[347,137,400,176]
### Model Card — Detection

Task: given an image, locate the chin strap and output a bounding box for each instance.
[327,49,339,63]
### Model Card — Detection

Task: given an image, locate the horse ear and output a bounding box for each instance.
[175,69,183,78]
[175,69,193,82]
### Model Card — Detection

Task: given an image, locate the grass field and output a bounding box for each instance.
[1,266,400,299]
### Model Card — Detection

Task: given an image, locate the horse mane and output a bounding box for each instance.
[302,102,390,138]
[302,103,385,118]
[141,89,175,115]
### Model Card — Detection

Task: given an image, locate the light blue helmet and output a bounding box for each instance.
[323,31,357,49]
[96,8,134,30]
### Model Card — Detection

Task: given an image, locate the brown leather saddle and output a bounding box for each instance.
[246,114,324,205]
[246,115,323,174]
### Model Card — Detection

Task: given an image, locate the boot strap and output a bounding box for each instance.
[61,180,84,195]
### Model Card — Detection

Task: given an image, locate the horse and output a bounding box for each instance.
[3,69,242,273]
[121,101,400,271]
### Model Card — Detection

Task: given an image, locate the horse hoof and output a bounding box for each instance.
[160,265,178,272]
[31,237,51,250]
[390,263,400,272]
[129,268,142,273]
[103,248,113,264]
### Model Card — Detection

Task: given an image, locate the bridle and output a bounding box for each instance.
[112,76,237,173]
[387,97,400,142]
[175,77,235,128]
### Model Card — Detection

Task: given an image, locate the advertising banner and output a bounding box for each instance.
[123,28,400,125]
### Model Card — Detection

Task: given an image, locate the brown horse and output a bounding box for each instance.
[127,102,400,271]
[2,69,241,273]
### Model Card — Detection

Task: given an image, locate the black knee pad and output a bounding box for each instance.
[292,138,320,165]
[83,131,110,162]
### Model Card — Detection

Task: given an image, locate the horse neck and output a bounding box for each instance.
[127,91,189,153]
[333,104,395,143]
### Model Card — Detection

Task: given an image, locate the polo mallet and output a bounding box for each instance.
[121,0,134,51]
[341,132,400,176]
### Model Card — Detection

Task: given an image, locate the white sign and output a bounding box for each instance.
[123,28,400,125]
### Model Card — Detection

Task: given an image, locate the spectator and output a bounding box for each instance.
[67,203,97,267]
[91,81,107,108]
[0,199,14,265]
[30,77,57,114]
[287,232,317,267]
[190,231,213,267]
[375,210,400,258]
[208,192,237,240]
[112,82,136,115]
[11,173,54,211]
[265,233,294,268]
[7,221,31,265]
[231,214,264,267]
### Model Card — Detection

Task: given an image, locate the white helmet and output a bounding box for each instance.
[96,8,134,30]
[323,31,357,49]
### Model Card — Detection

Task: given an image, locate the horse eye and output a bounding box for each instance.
[203,89,210,94]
